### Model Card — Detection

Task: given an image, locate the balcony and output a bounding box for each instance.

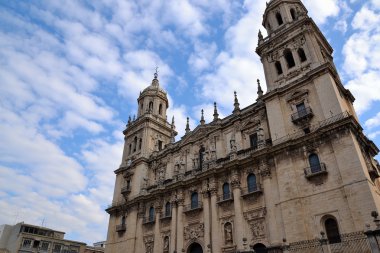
[143,217,155,225]
[291,107,313,124]
[241,183,263,198]
[217,193,234,204]
[115,224,126,232]
[160,212,172,221]
[183,202,203,213]
[121,185,131,196]
[304,163,327,179]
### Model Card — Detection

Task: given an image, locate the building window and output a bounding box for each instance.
[298,48,307,62]
[149,207,155,222]
[53,244,62,253]
[126,180,131,190]
[296,102,307,117]
[149,101,153,112]
[284,49,296,68]
[139,138,142,150]
[133,137,137,152]
[290,8,296,20]
[309,153,322,173]
[250,133,258,149]
[223,183,230,200]
[165,202,171,217]
[275,61,283,75]
[191,192,198,209]
[325,218,341,244]
[22,239,32,248]
[40,242,50,251]
[121,215,126,225]
[159,104,163,115]
[158,140,163,151]
[199,146,205,170]
[276,12,284,25]
[247,174,257,192]
[140,103,143,113]
[129,144,132,155]
[33,240,40,248]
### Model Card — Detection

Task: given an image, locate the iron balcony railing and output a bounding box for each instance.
[121,185,131,195]
[115,223,126,232]
[183,201,203,212]
[291,107,313,122]
[304,163,327,178]
[142,217,155,224]
[217,192,234,203]
[241,183,263,196]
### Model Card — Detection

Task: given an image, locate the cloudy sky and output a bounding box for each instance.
[0,0,380,245]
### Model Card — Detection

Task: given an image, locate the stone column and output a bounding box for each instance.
[177,194,185,252]
[170,202,177,253]
[231,170,244,250]
[210,188,221,253]
[260,162,279,244]
[202,191,211,252]
[135,205,145,253]
[153,206,162,253]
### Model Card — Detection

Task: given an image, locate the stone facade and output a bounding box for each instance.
[105,0,380,252]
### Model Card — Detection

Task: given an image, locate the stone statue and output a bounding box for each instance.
[163,236,169,252]
[224,223,233,244]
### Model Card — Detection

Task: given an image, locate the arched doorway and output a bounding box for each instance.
[253,243,267,253]
[187,242,203,253]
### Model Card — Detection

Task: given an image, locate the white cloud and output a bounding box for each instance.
[366,112,380,129]
[303,0,340,24]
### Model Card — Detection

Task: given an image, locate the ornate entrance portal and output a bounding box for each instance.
[187,243,203,253]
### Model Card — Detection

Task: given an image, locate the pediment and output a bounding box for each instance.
[287,89,309,102]
[241,117,261,132]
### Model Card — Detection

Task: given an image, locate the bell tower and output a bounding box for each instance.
[256,0,357,140]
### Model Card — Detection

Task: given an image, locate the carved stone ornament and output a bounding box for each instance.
[231,171,240,189]
[244,207,267,221]
[184,223,205,241]
[144,235,154,253]
[249,219,266,239]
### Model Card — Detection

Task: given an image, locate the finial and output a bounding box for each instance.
[185,117,190,134]
[233,91,240,114]
[171,116,175,127]
[170,116,176,143]
[257,79,263,97]
[213,102,219,121]
[133,115,136,121]
[128,116,131,125]
[152,67,159,87]
[258,30,263,41]
[200,109,205,125]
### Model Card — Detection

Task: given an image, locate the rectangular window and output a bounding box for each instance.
[22,239,32,248]
[250,133,258,149]
[158,140,163,151]
[40,241,50,251]
[296,102,306,116]
[53,244,62,253]
[33,240,40,248]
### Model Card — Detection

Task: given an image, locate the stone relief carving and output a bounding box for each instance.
[143,235,154,253]
[184,223,204,241]
[243,207,267,221]
[163,236,169,252]
[249,219,266,239]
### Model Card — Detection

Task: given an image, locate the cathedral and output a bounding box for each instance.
[105,0,380,253]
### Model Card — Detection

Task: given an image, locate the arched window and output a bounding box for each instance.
[149,101,153,112]
[129,144,132,155]
[149,206,155,222]
[159,104,163,115]
[140,103,143,113]
[276,12,284,26]
[247,174,257,192]
[191,192,198,209]
[275,61,283,75]
[139,138,142,150]
[284,49,296,68]
[133,136,137,152]
[223,183,230,200]
[325,218,341,244]
[290,8,296,20]
[298,48,307,62]
[121,215,126,225]
[165,202,171,217]
[309,153,321,173]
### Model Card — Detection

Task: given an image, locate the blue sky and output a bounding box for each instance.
[0,0,380,245]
